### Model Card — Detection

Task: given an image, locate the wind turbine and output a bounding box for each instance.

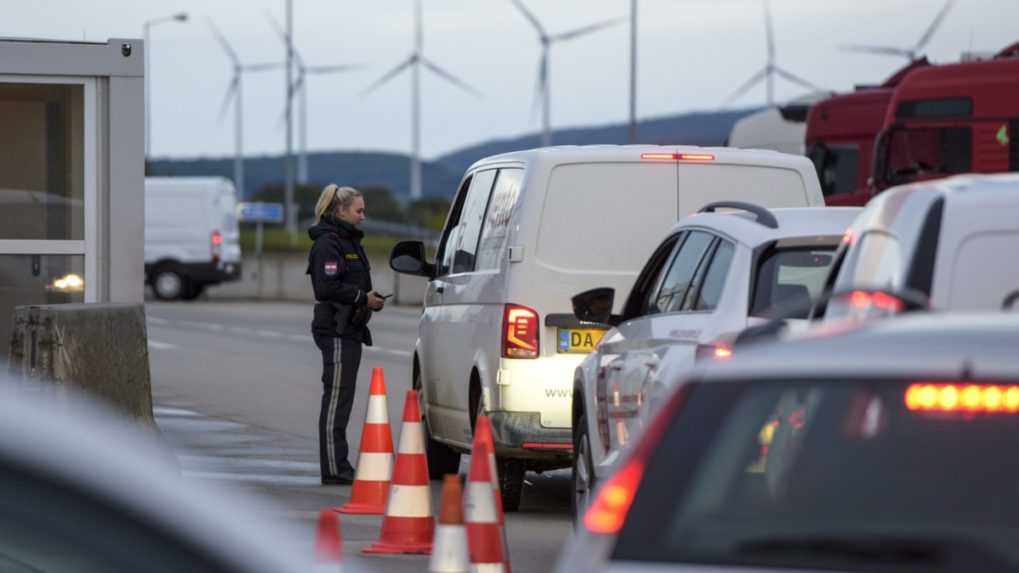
[841,0,955,61]
[724,0,820,106]
[509,0,625,147]
[361,0,481,200]
[267,15,363,184]
[210,21,283,197]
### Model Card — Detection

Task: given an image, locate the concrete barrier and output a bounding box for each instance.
[7,303,154,424]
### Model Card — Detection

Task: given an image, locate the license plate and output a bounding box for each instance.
[557,328,605,353]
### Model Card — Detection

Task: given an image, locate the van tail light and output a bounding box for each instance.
[211,230,223,264]
[694,342,733,362]
[583,384,689,535]
[502,304,539,359]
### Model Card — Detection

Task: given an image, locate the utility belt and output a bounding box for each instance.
[315,301,371,337]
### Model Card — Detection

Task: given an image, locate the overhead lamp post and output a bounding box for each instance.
[144,12,189,159]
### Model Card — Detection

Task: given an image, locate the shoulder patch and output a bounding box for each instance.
[324,261,339,276]
[344,253,360,261]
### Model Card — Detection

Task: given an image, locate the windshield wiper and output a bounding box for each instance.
[737,535,944,565]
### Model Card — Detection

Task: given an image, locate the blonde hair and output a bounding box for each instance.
[314,184,363,223]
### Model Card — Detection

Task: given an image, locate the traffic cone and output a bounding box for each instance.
[363,389,434,555]
[473,415,511,572]
[465,440,507,572]
[314,509,343,563]
[428,475,469,573]
[337,368,394,514]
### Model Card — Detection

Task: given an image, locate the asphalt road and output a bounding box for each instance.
[146,300,572,573]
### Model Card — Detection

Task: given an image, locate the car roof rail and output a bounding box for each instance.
[698,201,779,229]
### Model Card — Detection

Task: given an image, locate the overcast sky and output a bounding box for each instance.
[7,0,1017,160]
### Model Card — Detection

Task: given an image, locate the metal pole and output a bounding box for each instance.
[629,0,638,144]
[410,0,423,199]
[256,220,264,296]
[144,22,151,159]
[542,47,551,147]
[283,0,295,239]
[299,75,308,184]
[236,71,245,197]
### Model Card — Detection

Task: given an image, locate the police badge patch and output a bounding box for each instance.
[324,261,338,276]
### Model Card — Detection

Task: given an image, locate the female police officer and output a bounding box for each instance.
[307,184,385,484]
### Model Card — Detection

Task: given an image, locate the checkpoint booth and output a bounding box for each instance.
[0,38,144,352]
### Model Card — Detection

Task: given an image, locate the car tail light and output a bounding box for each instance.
[641,152,715,162]
[583,384,689,535]
[502,304,539,359]
[905,383,1019,413]
[694,342,732,362]
[211,230,223,264]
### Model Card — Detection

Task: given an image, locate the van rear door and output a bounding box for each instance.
[677,163,815,214]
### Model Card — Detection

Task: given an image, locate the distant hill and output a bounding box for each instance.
[150,107,759,200]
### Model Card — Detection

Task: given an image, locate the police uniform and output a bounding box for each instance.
[307,215,373,482]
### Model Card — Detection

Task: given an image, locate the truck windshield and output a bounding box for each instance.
[880,126,972,187]
[808,143,859,197]
[614,378,1019,572]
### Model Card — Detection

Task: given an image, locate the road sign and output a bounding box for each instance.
[237,202,285,224]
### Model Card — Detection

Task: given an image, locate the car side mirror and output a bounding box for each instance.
[572,287,618,326]
[390,241,435,279]
[1003,290,1019,311]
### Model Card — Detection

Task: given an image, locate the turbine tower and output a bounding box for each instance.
[268,15,363,184]
[362,0,480,200]
[210,21,282,197]
[723,0,820,106]
[509,0,625,147]
[841,0,954,61]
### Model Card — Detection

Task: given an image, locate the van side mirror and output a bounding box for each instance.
[572,287,618,326]
[390,241,435,279]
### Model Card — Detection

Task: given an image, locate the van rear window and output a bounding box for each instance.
[536,163,677,273]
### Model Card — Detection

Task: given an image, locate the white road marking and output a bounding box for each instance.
[147,339,177,350]
[153,406,201,417]
[366,346,413,358]
[256,329,284,338]
[182,471,323,486]
[176,455,320,472]
[207,323,226,332]
[147,316,169,325]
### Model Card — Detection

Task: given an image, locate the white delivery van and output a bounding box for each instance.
[144,177,242,301]
[389,145,824,510]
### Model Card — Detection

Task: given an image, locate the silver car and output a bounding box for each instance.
[569,204,861,519]
[560,312,1019,572]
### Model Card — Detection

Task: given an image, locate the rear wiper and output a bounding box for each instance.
[736,535,944,565]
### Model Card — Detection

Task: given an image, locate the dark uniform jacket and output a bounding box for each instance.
[307,216,373,345]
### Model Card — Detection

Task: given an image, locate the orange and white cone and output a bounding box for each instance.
[473,415,511,572]
[337,367,394,514]
[363,389,434,555]
[428,475,469,573]
[314,509,343,563]
[465,440,507,573]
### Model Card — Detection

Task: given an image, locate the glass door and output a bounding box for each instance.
[0,76,98,351]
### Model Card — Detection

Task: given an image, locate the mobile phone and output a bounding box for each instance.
[379,293,393,300]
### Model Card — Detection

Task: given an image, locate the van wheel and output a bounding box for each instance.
[497,457,525,513]
[181,282,205,301]
[152,268,184,301]
[571,413,595,525]
[415,369,460,479]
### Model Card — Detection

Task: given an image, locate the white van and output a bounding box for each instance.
[144,177,242,301]
[389,145,824,509]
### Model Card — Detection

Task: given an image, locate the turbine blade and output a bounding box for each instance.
[243,62,286,72]
[773,66,822,92]
[724,68,768,104]
[421,58,482,97]
[550,17,626,43]
[915,0,955,53]
[839,44,913,57]
[264,11,304,69]
[509,0,546,37]
[360,55,415,96]
[218,76,239,121]
[208,19,239,64]
[306,63,366,74]
[764,0,775,63]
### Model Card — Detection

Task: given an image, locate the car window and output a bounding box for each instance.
[450,169,498,274]
[833,231,903,293]
[0,465,231,572]
[648,231,714,315]
[436,175,473,277]
[693,240,735,311]
[752,247,836,319]
[474,168,523,271]
[622,233,683,321]
[616,378,1019,569]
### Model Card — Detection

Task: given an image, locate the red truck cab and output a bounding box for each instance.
[872,45,1019,192]
[805,60,928,206]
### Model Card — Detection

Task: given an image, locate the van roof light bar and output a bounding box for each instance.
[698,201,779,229]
